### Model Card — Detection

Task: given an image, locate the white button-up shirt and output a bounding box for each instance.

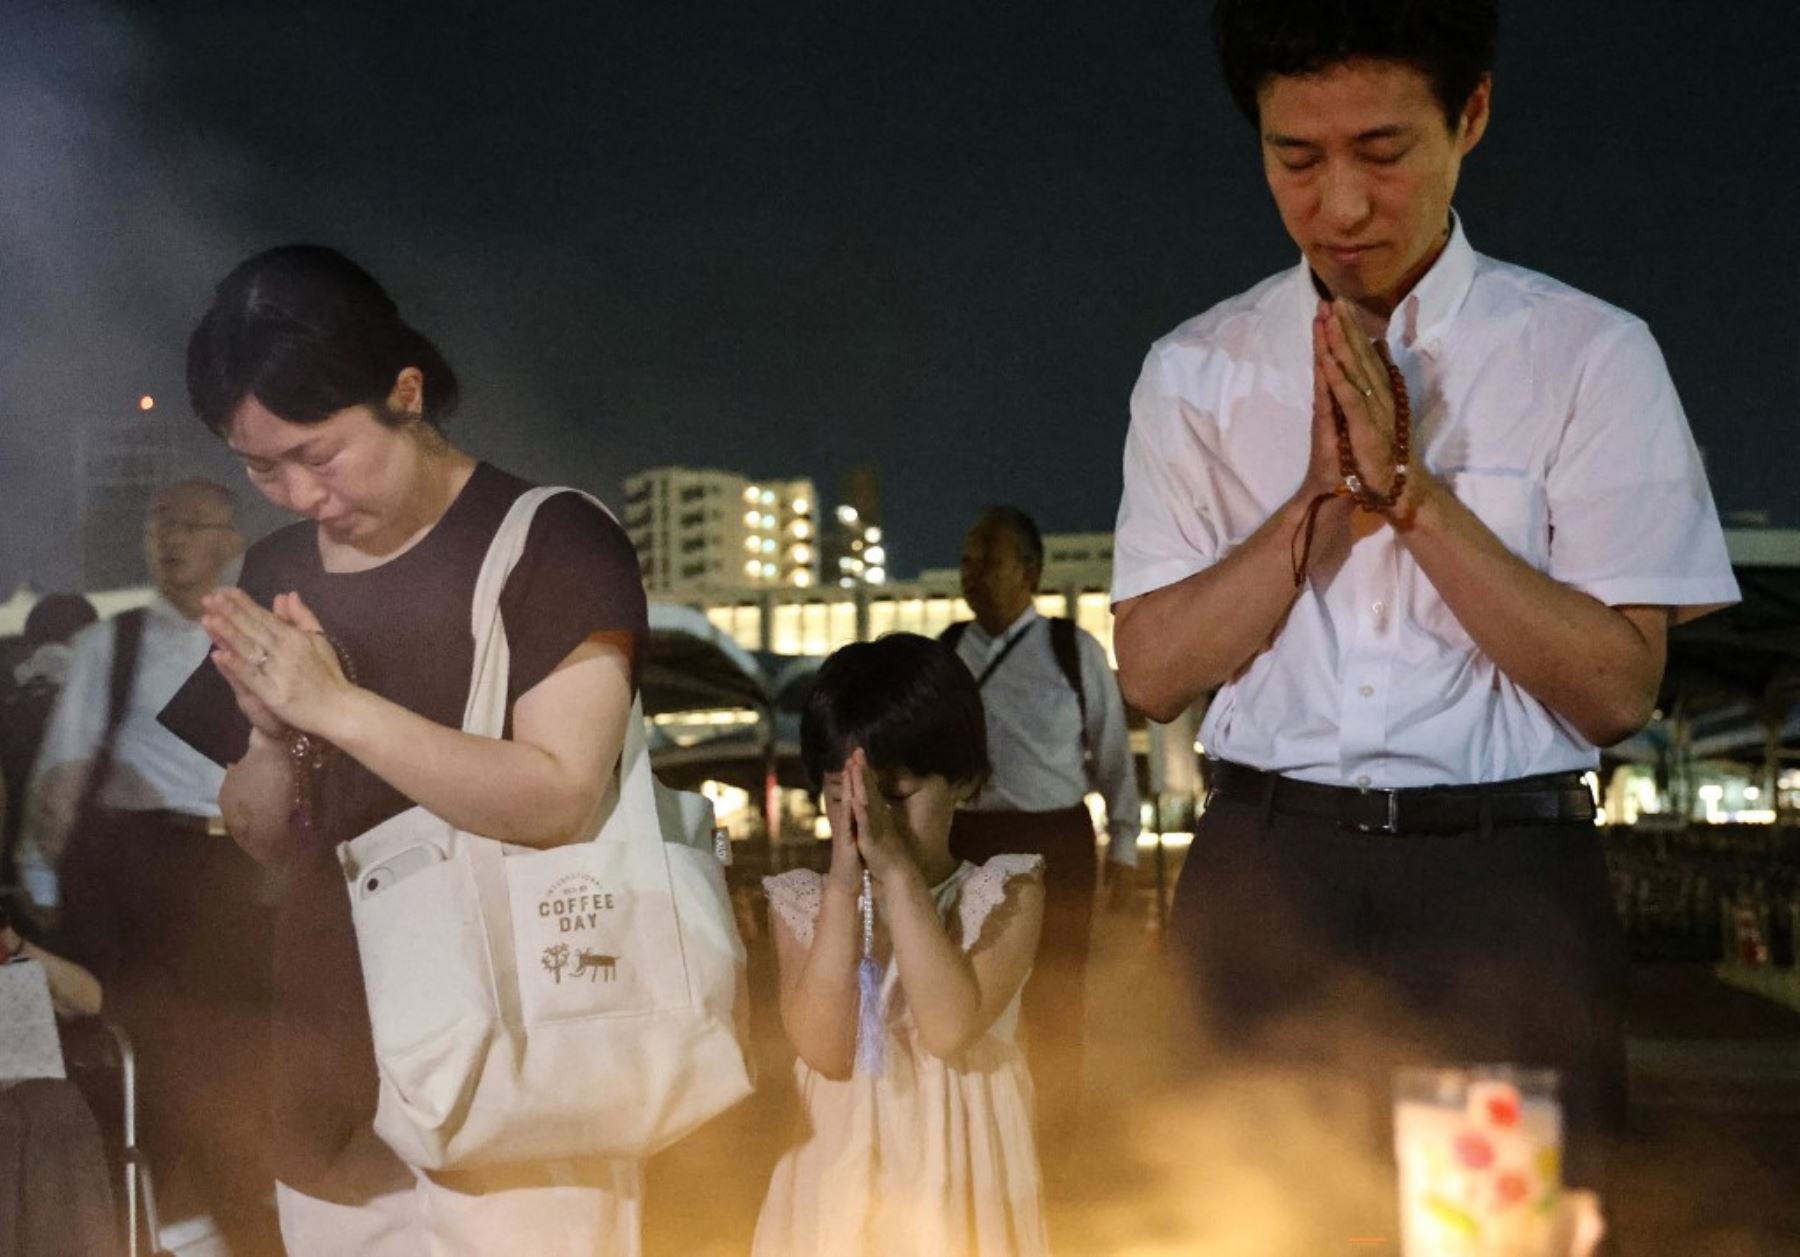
[1112,218,1740,788]
[952,608,1143,865]
[21,598,225,870]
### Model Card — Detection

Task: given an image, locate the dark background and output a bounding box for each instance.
[2,0,1793,590]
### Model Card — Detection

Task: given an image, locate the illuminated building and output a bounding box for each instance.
[820,466,889,589]
[623,466,819,594]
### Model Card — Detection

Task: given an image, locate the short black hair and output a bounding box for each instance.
[800,634,990,791]
[1211,0,1498,130]
[976,505,1044,577]
[186,244,460,437]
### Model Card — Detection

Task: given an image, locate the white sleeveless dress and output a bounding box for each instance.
[753,855,1050,1257]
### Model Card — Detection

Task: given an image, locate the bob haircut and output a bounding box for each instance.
[800,634,990,792]
[186,244,460,437]
[1211,0,1499,131]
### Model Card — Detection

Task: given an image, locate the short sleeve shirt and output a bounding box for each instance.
[1111,218,1740,787]
[160,461,648,846]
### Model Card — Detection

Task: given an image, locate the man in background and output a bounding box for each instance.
[0,592,97,891]
[946,504,1140,1181]
[22,478,278,1254]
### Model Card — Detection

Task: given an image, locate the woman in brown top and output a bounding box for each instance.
[162,245,649,1255]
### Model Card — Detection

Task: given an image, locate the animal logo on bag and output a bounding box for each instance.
[541,943,619,984]
[534,873,626,989]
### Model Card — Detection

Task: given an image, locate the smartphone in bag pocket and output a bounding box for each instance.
[357,843,447,900]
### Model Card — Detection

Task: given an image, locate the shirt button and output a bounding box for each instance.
[1356,774,1372,788]
[1359,685,1374,698]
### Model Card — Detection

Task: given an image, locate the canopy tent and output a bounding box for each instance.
[639,603,824,834]
[640,604,823,718]
[1609,545,1800,818]
[1659,563,1800,730]
[1607,561,1800,754]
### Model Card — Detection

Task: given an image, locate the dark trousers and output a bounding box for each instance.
[950,805,1097,1179]
[1168,793,1628,1201]
[56,809,278,1254]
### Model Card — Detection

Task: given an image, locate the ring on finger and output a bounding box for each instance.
[256,648,272,672]
[1358,382,1375,398]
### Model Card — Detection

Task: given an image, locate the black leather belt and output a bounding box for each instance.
[1205,759,1595,836]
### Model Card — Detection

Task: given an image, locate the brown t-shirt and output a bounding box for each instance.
[160,462,647,1192]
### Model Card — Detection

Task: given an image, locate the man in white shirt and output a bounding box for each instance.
[21,481,243,901]
[948,505,1140,1175]
[1110,0,1738,1203]
[23,479,277,1251]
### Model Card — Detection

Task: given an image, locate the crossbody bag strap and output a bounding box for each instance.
[68,607,146,834]
[971,621,1037,690]
[1047,616,1090,761]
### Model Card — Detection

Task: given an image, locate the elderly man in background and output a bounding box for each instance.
[945,504,1141,1184]
[21,478,279,1254]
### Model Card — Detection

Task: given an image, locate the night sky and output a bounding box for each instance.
[2,0,1794,592]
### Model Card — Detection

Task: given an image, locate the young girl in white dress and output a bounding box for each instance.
[756,634,1050,1257]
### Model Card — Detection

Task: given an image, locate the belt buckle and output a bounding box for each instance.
[1349,788,1401,835]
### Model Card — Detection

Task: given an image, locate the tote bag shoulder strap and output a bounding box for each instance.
[458,486,658,847]
[461,485,618,739]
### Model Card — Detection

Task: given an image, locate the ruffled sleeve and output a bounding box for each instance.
[762,869,825,947]
[953,854,1046,953]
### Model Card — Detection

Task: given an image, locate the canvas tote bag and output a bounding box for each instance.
[337,487,752,1170]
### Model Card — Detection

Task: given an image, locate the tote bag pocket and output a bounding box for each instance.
[348,828,497,1060]
[504,839,689,1026]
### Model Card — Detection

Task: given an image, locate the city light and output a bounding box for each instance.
[792,570,812,587]
[761,512,776,529]
[137,394,155,411]
[743,559,760,576]
[867,567,886,584]
[743,510,760,526]
[761,538,776,554]
[744,537,759,552]
[865,545,885,565]
[743,486,760,503]
[793,498,810,515]
[791,520,811,539]
[836,505,858,524]
[760,489,776,506]
[761,562,776,578]
[865,526,882,543]
[792,544,812,563]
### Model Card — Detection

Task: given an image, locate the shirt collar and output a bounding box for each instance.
[146,594,200,627]
[1389,211,1476,355]
[973,605,1041,650]
[1288,210,1478,358]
